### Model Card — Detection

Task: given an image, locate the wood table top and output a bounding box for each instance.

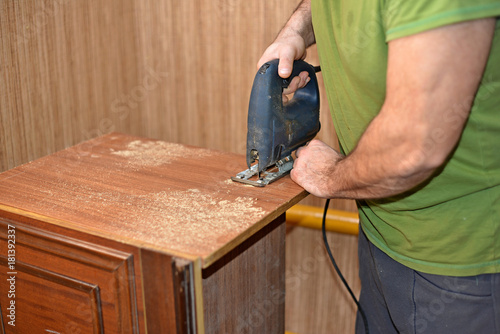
[0,133,307,267]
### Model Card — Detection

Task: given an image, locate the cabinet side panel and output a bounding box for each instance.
[202,214,285,334]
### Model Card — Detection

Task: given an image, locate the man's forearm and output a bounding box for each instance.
[279,0,315,48]
[257,0,315,79]
[327,111,439,199]
[293,111,440,200]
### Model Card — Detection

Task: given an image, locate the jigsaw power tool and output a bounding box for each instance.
[231,59,321,187]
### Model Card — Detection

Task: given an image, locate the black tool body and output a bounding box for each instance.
[231,59,321,187]
[246,59,320,173]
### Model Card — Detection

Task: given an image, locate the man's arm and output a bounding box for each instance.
[291,18,496,199]
[258,0,315,97]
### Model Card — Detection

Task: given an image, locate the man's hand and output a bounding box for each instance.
[291,140,344,198]
[257,29,308,78]
[257,0,315,102]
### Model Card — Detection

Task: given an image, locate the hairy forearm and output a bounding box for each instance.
[258,0,315,77]
[329,107,442,199]
[279,0,315,47]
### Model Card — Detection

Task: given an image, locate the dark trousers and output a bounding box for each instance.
[355,228,500,334]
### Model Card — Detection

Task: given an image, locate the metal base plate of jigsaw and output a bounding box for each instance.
[231,156,294,187]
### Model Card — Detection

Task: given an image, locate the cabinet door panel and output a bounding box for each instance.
[0,258,102,333]
[0,219,138,333]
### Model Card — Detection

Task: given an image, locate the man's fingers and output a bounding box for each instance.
[278,44,307,77]
[296,146,304,158]
[283,76,301,95]
[278,59,294,78]
[308,139,325,147]
[290,168,299,183]
[282,71,311,103]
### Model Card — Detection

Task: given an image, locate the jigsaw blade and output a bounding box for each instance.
[231,156,294,187]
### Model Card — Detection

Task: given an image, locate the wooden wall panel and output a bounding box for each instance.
[0,0,297,169]
[131,0,298,151]
[0,0,140,170]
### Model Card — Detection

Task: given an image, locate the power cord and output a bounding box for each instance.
[322,199,369,334]
[313,63,369,332]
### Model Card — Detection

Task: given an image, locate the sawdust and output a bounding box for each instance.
[110,139,213,168]
[107,188,266,254]
[225,178,256,188]
[39,183,267,256]
[18,136,267,256]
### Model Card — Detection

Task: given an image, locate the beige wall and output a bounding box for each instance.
[1,1,359,333]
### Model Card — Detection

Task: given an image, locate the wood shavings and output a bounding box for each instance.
[111,139,213,168]
[223,178,255,188]
[39,183,268,256]
[111,189,267,255]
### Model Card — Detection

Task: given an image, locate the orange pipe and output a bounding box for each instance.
[286,204,359,235]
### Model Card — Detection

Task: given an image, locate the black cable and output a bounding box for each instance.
[313,63,368,332]
[322,199,369,334]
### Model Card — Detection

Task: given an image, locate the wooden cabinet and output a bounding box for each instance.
[0,133,306,333]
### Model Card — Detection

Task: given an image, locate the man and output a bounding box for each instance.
[258,0,500,333]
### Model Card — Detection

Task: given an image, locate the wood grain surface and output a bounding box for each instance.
[0,0,356,213]
[0,132,306,267]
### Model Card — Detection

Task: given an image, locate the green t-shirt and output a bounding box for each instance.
[311,0,500,276]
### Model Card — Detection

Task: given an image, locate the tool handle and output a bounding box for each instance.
[281,60,320,107]
[281,60,320,142]
[246,59,321,171]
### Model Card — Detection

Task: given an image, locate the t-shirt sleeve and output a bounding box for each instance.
[382,0,500,41]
